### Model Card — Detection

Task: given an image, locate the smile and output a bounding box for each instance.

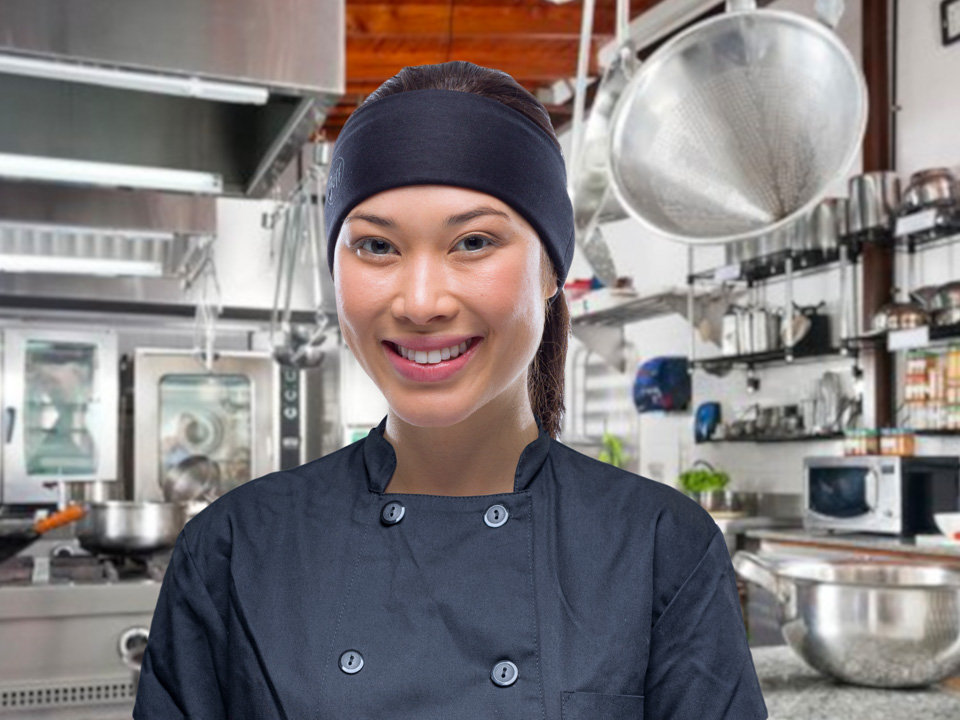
[382,337,483,383]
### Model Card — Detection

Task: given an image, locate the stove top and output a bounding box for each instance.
[0,552,169,585]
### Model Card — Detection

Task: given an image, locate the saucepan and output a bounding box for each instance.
[733,551,960,688]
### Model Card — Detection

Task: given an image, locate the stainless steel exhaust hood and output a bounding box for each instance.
[0,0,344,198]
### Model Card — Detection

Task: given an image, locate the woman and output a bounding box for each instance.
[134,61,768,720]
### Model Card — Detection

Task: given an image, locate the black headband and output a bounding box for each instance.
[323,88,575,303]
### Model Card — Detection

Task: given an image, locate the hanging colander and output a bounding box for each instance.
[606,1,867,244]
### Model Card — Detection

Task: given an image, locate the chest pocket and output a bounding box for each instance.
[561,691,644,719]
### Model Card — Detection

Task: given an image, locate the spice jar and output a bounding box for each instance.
[880,428,915,456]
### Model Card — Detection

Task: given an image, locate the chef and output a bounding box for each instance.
[133,60,768,720]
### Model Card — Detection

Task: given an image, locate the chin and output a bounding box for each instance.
[386,402,476,430]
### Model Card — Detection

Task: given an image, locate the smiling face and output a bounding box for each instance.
[334,184,557,429]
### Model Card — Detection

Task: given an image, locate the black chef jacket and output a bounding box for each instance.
[133,412,768,719]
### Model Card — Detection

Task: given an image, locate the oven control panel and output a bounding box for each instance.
[279,368,302,470]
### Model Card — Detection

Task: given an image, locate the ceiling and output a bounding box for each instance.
[317,0,664,141]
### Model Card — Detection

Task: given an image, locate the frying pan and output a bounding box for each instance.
[0,505,87,564]
[0,499,185,563]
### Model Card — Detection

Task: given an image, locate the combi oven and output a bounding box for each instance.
[0,327,118,506]
[132,348,324,503]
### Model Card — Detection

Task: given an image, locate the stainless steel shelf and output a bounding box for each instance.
[569,288,690,327]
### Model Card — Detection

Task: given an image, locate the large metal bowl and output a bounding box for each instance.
[734,551,960,688]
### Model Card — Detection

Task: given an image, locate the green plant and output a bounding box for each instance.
[597,430,629,469]
[678,463,730,493]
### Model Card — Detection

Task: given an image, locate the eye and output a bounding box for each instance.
[355,238,397,256]
[456,234,495,253]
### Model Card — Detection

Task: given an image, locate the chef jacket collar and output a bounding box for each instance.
[362,412,551,494]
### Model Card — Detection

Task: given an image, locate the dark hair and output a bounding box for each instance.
[360,60,570,439]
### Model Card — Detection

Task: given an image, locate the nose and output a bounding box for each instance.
[391,252,459,324]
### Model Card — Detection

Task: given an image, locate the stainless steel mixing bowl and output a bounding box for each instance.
[734,551,960,688]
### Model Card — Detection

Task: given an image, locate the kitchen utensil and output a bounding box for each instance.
[930,279,960,312]
[809,197,849,252]
[848,171,901,237]
[793,212,817,253]
[934,512,960,540]
[606,1,866,244]
[737,305,753,355]
[782,313,812,348]
[751,306,771,353]
[909,284,941,310]
[721,307,741,356]
[724,238,761,268]
[800,398,818,432]
[161,454,221,504]
[759,218,795,257]
[933,307,960,327]
[693,490,757,517]
[734,551,960,687]
[0,504,87,564]
[74,500,184,556]
[900,167,959,213]
[871,301,929,332]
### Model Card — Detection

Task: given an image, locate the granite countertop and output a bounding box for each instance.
[745,528,960,559]
[752,645,960,719]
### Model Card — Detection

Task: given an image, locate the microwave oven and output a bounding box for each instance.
[803,456,960,535]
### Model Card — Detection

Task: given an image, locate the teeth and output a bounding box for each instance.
[396,339,473,364]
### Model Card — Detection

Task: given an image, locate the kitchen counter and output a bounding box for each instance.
[752,645,960,719]
[745,528,960,561]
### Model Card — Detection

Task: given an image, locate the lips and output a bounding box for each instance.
[383,336,483,383]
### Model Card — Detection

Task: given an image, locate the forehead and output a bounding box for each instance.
[346,185,532,232]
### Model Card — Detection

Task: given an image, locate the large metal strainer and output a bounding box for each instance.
[605,3,867,244]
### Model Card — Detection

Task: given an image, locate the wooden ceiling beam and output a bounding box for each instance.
[346,35,612,80]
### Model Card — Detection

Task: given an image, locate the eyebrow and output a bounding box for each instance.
[343,206,511,228]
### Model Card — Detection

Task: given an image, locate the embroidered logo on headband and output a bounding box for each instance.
[327,157,346,204]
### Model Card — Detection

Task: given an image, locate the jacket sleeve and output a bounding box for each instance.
[644,527,768,719]
[133,525,229,719]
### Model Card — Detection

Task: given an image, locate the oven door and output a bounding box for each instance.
[803,458,900,533]
[2,327,119,505]
[133,349,278,503]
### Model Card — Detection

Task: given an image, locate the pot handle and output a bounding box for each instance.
[732,551,796,616]
[732,551,780,593]
[34,503,87,534]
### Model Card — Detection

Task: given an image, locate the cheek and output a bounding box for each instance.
[333,263,381,352]
[473,253,544,337]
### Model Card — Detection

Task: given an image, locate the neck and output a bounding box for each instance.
[382,398,540,496]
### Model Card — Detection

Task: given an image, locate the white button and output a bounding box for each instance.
[484,504,509,528]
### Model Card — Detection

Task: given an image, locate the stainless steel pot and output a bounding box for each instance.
[809,197,849,252]
[733,551,960,687]
[75,500,184,555]
[930,280,960,312]
[689,490,759,516]
[848,171,901,236]
[872,300,929,332]
[901,167,959,213]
